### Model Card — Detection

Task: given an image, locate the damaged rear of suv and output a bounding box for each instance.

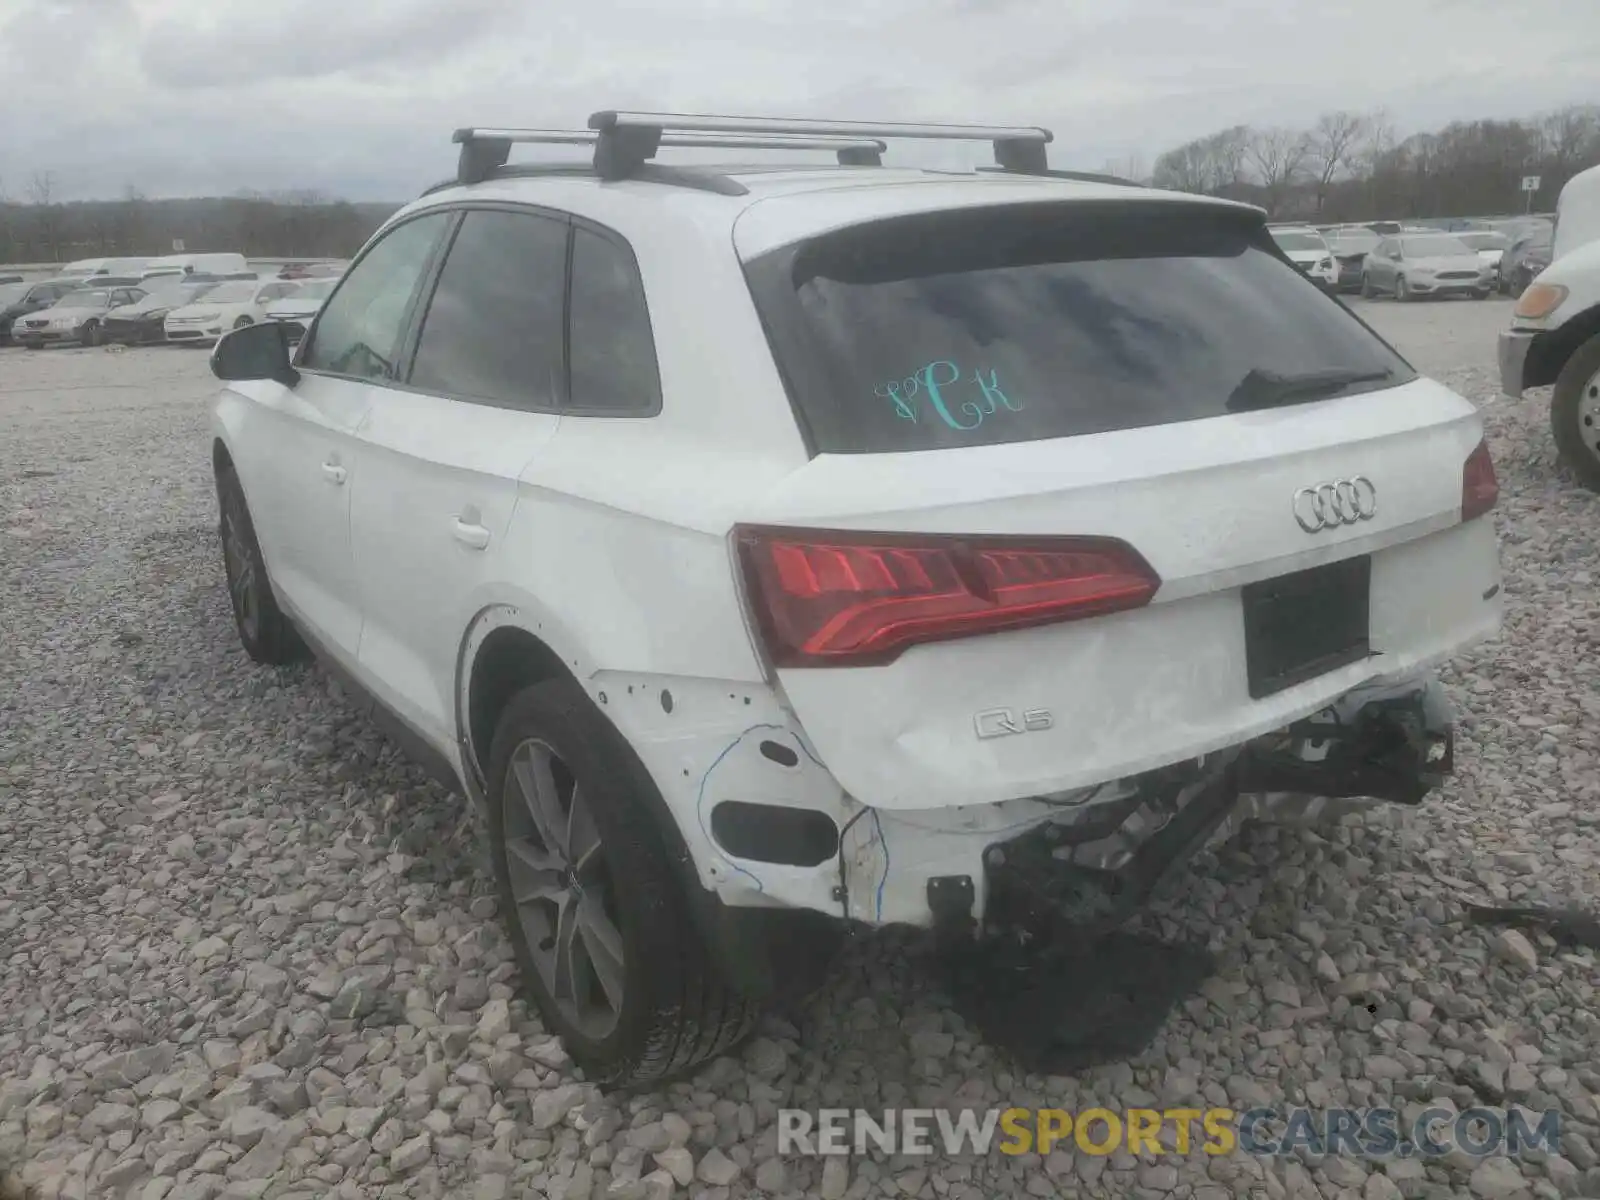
[728,185,1498,943]
[210,112,1501,1089]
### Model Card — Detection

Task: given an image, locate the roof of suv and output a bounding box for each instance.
[406,162,1259,260]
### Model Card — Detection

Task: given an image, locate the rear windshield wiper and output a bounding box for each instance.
[1226,367,1395,413]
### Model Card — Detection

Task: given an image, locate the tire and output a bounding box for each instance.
[233,316,253,330]
[1394,275,1410,302]
[81,321,101,347]
[22,342,42,350]
[1360,274,1373,299]
[1550,334,1600,493]
[1510,275,1528,300]
[216,466,309,664]
[1473,289,1491,301]
[487,679,758,1087]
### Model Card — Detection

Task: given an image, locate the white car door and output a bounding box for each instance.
[347,207,573,750]
[235,211,453,665]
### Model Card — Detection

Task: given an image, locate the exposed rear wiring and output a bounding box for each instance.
[871,808,889,922]
[835,806,872,922]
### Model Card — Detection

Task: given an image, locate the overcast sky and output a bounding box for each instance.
[2,0,1597,202]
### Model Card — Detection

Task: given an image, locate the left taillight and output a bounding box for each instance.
[1462,438,1498,522]
[734,525,1162,668]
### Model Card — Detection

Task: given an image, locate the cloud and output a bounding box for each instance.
[136,0,516,87]
[0,0,1595,201]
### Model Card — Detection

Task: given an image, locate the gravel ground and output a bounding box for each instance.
[2,298,1598,1200]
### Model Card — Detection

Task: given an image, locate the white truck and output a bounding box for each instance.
[1498,163,1600,490]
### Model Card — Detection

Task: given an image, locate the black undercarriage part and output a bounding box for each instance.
[1237,681,1454,804]
[937,679,1456,1076]
[1464,904,1600,949]
[944,930,1215,1075]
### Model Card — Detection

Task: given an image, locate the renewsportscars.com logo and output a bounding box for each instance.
[777,1107,1563,1159]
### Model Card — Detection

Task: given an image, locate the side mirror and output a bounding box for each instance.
[211,320,299,387]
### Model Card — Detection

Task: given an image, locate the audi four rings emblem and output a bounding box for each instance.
[1292,476,1377,532]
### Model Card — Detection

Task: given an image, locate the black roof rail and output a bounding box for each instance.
[975,165,1141,187]
[588,110,1052,181]
[450,127,889,187]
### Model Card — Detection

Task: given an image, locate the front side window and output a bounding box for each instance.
[567,226,661,413]
[408,209,567,409]
[746,202,1414,454]
[303,213,449,380]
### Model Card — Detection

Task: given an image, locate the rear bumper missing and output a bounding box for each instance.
[951,673,1454,939]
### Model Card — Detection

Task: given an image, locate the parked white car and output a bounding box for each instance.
[264,278,335,342]
[56,256,150,282]
[209,111,1501,1086]
[165,278,302,344]
[1457,230,1509,272]
[141,252,251,280]
[1268,226,1339,291]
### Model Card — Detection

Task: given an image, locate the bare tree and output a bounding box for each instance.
[1152,139,1213,193]
[1204,125,1251,191]
[1247,127,1310,216]
[1307,111,1368,213]
[1540,105,1600,174]
[27,171,61,261]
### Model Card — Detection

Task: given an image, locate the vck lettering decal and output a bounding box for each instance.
[874,360,1024,431]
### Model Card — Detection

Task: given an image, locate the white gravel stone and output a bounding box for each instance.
[695,1146,740,1186]
[390,1131,433,1173]
[819,1155,850,1200]
[1492,929,1540,971]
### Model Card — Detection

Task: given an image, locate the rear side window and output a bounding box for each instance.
[567,227,661,413]
[409,209,568,409]
[746,203,1415,454]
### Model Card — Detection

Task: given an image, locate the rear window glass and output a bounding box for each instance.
[746,203,1414,454]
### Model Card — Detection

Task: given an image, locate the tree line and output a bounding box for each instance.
[0,177,400,265]
[1149,104,1600,221]
[4,103,1597,262]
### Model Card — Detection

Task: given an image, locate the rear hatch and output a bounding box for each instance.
[734,198,1501,810]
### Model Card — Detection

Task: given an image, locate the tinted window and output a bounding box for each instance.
[568,227,661,413]
[304,213,448,380]
[409,209,567,408]
[746,203,1414,454]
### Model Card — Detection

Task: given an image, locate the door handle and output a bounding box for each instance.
[452,518,490,550]
[321,461,347,486]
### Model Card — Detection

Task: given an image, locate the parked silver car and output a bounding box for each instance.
[1360,234,1494,301]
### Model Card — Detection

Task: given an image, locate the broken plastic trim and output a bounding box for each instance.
[971,675,1454,943]
[1237,676,1454,805]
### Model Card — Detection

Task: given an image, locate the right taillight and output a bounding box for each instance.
[1462,438,1498,522]
[734,525,1161,668]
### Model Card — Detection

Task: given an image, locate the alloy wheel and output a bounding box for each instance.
[503,738,626,1038]
[221,505,260,641]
